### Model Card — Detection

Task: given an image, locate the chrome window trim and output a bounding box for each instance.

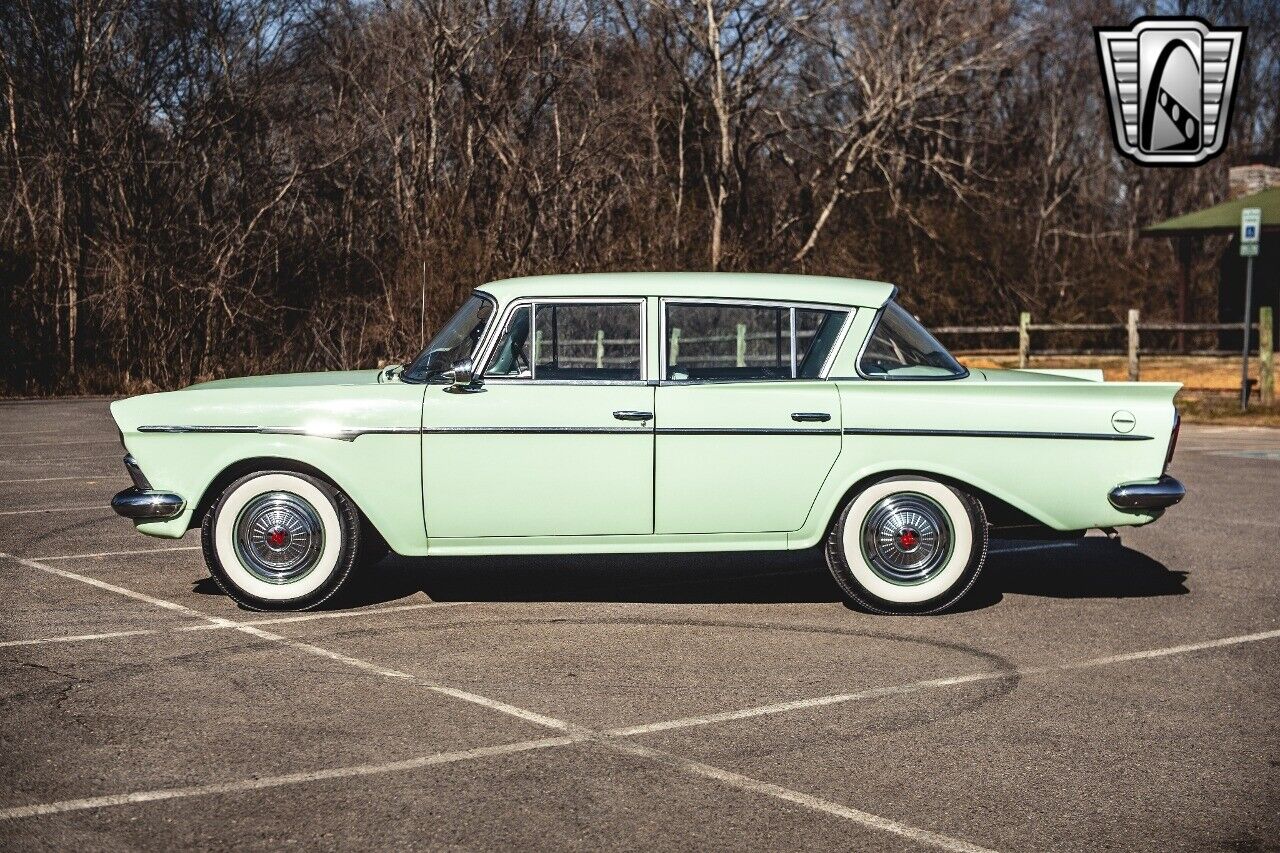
[789,308,798,379]
[815,308,857,379]
[475,295,649,385]
[658,297,853,383]
[852,302,970,382]
[406,290,498,384]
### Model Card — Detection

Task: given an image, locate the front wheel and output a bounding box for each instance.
[201,471,362,611]
[825,476,988,615]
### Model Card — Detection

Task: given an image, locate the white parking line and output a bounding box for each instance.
[9,551,1280,850]
[988,541,1078,555]
[605,626,1280,738]
[606,739,998,853]
[0,455,116,465]
[32,546,202,561]
[0,736,582,820]
[0,602,471,649]
[0,475,111,485]
[0,629,157,649]
[0,552,1000,852]
[0,505,106,516]
[0,428,75,437]
[0,438,118,448]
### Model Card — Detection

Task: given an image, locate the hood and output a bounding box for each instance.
[186,369,385,391]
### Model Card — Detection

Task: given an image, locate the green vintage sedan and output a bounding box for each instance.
[110,273,1184,614]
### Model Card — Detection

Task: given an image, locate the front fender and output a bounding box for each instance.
[110,384,427,554]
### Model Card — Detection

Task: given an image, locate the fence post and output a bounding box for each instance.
[736,323,747,367]
[670,328,681,366]
[1127,309,1140,382]
[595,329,605,368]
[1261,306,1274,406]
[1018,312,1030,368]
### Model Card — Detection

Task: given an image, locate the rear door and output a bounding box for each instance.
[654,300,850,534]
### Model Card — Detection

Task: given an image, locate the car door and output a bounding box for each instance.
[654,300,850,534]
[422,298,654,539]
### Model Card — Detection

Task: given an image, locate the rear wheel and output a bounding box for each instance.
[201,471,362,611]
[825,476,987,614]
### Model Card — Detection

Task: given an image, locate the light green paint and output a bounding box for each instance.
[654,382,840,533]
[109,273,1181,558]
[421,383,655,537]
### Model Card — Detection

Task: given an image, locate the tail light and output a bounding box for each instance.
[1164,410,1180,472]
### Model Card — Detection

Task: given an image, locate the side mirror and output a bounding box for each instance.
[442,358,482,393]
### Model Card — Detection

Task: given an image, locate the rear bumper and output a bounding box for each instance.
[1108,474,1186,512]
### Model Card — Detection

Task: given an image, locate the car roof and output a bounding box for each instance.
[475,272,897,309]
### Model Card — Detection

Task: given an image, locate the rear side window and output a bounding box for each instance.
[665,302,848,381]
[859,302,966,379]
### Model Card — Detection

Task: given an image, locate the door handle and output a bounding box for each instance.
[791,412,831,423]
[613,410,654,422]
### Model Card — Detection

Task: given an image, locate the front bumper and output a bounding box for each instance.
[111,455,184,521]
[111,487,186,521]
[1108,474,1186,512]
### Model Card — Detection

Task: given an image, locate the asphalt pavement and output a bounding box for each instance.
[1,398,1277,851]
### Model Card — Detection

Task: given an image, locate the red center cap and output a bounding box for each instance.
[267,529,289,548]
[897,529,919,549]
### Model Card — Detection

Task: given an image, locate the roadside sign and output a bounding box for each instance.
[1239,207,1261,409]
[1240,207,1261,257]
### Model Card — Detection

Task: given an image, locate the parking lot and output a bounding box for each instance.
[1,397,1277,851]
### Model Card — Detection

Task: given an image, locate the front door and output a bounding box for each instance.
[422,299,654,539]
[654,300,848,534]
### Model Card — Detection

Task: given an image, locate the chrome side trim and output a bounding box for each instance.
[1108,474,1186,511]
[111,487,185,521]
[138,425,421,442]
[422,426,648,435]
[842,427,1154,441]
[656,427,840,436]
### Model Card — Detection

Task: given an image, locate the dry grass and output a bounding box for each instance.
[955,352,1280,427]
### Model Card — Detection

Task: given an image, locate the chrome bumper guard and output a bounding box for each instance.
[112,487,185,521]
[1108,474,1186,512]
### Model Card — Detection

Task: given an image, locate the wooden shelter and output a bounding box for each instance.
[1142,186,1280,350]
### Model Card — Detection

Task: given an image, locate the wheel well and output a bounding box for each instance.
[825,469,1042,535]
[188,457,344,533]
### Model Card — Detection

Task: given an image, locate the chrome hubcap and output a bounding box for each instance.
[860,493,953,585]
[233,492,325,584]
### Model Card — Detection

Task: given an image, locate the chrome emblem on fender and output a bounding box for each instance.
[1095,17,1245,166]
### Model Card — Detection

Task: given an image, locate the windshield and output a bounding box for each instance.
[403,294,495,383]
[859,302,966,379]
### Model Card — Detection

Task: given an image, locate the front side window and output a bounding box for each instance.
[403,294,494,383]
[486,301,642,381]
[858,302,966,379]
[665,302,847,381]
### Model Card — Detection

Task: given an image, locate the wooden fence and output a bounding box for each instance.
[934,306,1275,404]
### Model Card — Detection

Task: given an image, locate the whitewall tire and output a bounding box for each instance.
[201,471,362,611]
[825,476,987,614]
